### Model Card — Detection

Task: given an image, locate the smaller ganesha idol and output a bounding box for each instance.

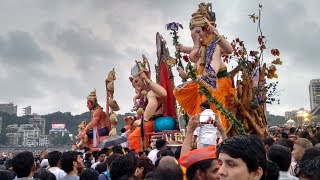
[128,54,176,152]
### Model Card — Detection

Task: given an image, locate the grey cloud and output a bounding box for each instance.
[0,31,50,66]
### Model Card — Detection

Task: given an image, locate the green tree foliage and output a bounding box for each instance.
[267,114,286,126]
[0,111,134,145]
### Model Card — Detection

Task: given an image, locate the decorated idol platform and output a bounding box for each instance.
[72,2,282,152]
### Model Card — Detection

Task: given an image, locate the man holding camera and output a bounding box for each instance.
[193,101,227,148]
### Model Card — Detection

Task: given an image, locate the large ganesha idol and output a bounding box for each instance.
[128,55,176,152]
[173,2,236,133]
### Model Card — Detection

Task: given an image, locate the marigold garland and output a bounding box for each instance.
[186,62,246,135]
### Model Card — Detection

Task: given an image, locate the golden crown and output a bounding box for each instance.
[87,88,97,101]
[190,2,215,30]
[131,54,151,77]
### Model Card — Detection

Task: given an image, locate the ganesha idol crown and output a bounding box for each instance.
[189,2,215,30]
[131,54,151,77]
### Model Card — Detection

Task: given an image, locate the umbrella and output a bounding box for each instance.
[98,135,127,148]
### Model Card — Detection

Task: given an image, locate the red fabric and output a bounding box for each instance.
[159,62,176,119]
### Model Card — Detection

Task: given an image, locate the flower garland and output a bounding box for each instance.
[186,62,246,135]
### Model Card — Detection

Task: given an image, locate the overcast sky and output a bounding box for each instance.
[0,0,319,116]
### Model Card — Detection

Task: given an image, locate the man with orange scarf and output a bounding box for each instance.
[174,3,235,133]
[128,56,167,152]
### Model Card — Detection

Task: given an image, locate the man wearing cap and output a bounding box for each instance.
[179,116,221,180]
[148,138,167,165]
[79,89,110,148]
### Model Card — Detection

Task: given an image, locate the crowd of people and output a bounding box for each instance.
[1,113,320,180]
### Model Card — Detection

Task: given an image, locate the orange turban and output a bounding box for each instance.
[178,145,217,169]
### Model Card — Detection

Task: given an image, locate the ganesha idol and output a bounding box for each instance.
[128,55,176,152]
[173,2,235,133]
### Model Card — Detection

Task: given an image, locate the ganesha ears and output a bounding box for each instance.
[129,77,134,82]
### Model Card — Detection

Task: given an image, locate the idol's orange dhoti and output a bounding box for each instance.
[174,76,235,132]
[129,121,154,152]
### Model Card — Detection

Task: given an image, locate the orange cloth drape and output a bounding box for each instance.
[173,77,234,132]
[128,121,154,152]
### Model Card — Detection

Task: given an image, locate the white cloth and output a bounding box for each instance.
[91,162,100,169]
[48,167,67,180]
[196,109,219,147]
[147,149,160,165]
[40,159,49,168]
[120,130,130,148]
[288,161,297,176]
[93,126,99,147]
[279,171,298,180]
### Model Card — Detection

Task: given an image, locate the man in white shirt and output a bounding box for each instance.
[91,150,106,169]
[267,145,298,180]
[194,101,224,148]
[148,138,167,164]
[47,151,66,180]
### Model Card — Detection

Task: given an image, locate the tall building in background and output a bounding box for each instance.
[0,102,17,115]
[23,106,32,115]
[309,79,320,111]
[29,114,46,135]
[0,117,2,134]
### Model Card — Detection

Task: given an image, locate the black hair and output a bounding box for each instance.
[112,145,124,154]
[121,128,126,133]
[273,140,289,148]
[138,151,145,157]
[144,150,149,156]
[156,148,174,158]
[85,152,92,161]
[136,157,154,178]
[281,132,289,139]
[263,137,275,147]
[297,156,320,180]
[83,147,91,153]
[60,151,79,174]
[289,127,296,134]
[124,147,131,154]
[155,139,167,150]
[48,151,62,167]
[118,174,138,180]
[281,139,294,151]
[12,151,34,178]
[314,132,320,143]
[186,159,214,180]
[110,153,137,180]
[200,101,210,110]
[266,145,291,171]
[153,163,183,180]
[265,161,279,180]
[0,170,15,180]
[79,168,99,180]
[97,150,106,158]
[33,168,57,180]
[217,135,267,180]
[299,130,310,138]
[300,148,320,162]
[105,153,122,167]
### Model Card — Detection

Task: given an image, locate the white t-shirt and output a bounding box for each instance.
[121,130,130,148]
[147,149,160,165]
[196,109,220,145]
[91,162,100,169]
[48,167,67,180]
